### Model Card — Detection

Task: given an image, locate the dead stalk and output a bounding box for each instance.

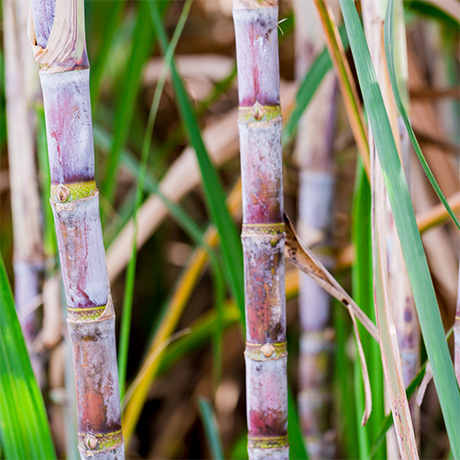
[3,0,45,384]
[293,1,338,456]
[362,0,418,457]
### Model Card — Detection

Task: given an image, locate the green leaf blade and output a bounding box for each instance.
[148,1,245,323]
[198,397,225,460]
[0,255,56,460]
[340,1,460,456]
[384,0,460,231]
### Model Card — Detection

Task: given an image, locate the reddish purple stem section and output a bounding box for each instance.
[240,122,283,224]
[52,194,109,310]
[234,8,280,107]
[234,4,288,458]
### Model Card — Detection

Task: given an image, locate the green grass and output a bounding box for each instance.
[385,0,460,231]
[0,255,56,460]
[352,160,385,460]
[341,0,460,455]
[198,397,225,460]
[118,0,194,398]
[148,0,246,324]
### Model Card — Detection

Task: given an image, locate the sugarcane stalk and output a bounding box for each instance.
[233,1,288,458]
[29,1,124,458]
[4,0,45,384]
[293,1,337,457]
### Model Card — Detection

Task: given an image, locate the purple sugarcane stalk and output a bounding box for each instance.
[233,1,288,458]
[293,1,338,457]
[29,1,124,458]
[3,0,45,384]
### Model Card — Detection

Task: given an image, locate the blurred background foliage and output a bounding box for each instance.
[0,0,459,459]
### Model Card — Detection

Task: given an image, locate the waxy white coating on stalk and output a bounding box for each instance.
[40,70,95,184]
[234,1,288,458]
[69,317,124,460]
[246,358,288,460]
[242,237,286,343]
[239,121,283,225]
[233,6,280,107]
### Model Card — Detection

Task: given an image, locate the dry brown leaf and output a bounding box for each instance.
[416,362,433,407]
[28,0,87,73]
[284,214,379,341]
[283,213,374,424]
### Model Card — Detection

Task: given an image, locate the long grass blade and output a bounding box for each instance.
[407,0,460,28]
[384,0,460,231]
[118,0,193,398]
[198,398,225,460]
[352,160,385,459]
[102,1,168,208]
[148,1,245,322]
[313,0,370,177]
[0,255,56,460]
[340,1,460,456]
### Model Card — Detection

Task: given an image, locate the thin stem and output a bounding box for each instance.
[293,1,337,457]
[4,0,45,384]
[117,0,193,400]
